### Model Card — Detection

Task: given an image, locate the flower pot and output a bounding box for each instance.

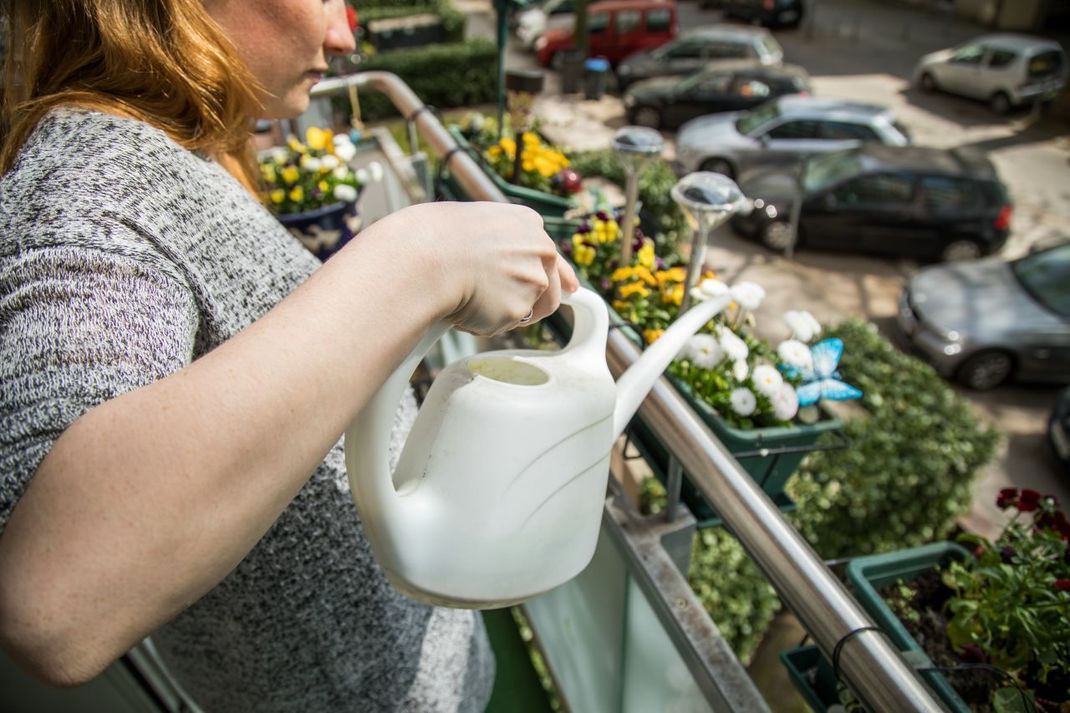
[846,541,972,713]
[436,126,573,219]
[629,387,843,528]
[780,645,841,713]
[277,200,360,262]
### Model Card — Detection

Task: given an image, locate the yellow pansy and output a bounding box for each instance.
[287,136,306,154]
[634,266,657,287]
[619,282,650,299]
[643,329,664,345]
[637,241,655,269]
[611,266,635,283]
[487,145,502,159]
[305,127,330,151]
[656,266,687,285]
[281,166,300,185]
[663,283,684,306]
[269,189,285,204]
[499,137,516,157]
[260,163,276,184]
[574,244,596,266]
[289,186,304,203]
[318,180,329,192]
[612,300,630,314]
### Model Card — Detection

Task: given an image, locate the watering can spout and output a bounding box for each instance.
[611,293,732,439]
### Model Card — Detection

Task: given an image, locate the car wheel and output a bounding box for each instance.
[989,91,1012,115]
[919,72,937,92]
[761,221,795,252]
[956,350,1014,390]
[940,239,982,262]
[632,106,661,129]
[699,157,735,179]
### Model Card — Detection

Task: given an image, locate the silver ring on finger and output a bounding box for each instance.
[519,308,534,324]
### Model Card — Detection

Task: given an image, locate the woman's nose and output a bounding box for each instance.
[325,0,357,56]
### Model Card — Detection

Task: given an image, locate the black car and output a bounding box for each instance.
[616,26,784,90]
[624,61,810,130]
[731,144,1013,262]
[722,0,804,29]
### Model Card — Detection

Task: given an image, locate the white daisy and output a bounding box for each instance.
[731,281,765,311]
[732,359,749,382]
[717,326,749,363]
[784,310,822,343]
[333,184,358,203]
[334,141,357,162]
[693,278,730,302]
[320,154,341,170]
[771,383,799,421]
[299,155,322,172]
[730,387,757,416]
[777,339,813,371]
[752,364,784,398]
[682,334,724,370]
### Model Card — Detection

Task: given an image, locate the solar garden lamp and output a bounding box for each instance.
[505,69,545,184]
[612,126,663,264]
[671,172,745,313]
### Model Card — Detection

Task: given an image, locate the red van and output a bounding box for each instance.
[534,0,678,68]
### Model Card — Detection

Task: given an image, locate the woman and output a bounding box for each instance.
[0,1,577,711]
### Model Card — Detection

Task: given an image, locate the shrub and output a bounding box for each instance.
[360,0,465,43]
[348,39,498,122]
[788,319,999,559]
[568,149,688,262]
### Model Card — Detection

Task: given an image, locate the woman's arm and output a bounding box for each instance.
[0,201,576,686]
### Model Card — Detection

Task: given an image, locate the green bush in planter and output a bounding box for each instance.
[340,40,498,122]
[788,319,999,560]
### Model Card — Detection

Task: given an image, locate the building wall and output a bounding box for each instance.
[954,0,1045,30]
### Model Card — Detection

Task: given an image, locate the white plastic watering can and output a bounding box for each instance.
[344,287,730,608]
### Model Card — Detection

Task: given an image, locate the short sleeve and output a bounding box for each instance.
[0,229,199,535]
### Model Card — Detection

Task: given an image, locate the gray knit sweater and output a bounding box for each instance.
[0,109,494,712]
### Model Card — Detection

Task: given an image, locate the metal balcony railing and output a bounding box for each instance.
[310,71,947,713]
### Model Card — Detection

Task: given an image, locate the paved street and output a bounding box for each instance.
[464,0,1070,538]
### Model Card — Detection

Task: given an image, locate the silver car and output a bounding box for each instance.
[674,96,910,179]
[913,34,1068,114]
[898,243,1070,390]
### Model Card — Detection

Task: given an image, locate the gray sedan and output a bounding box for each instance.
[898,243,1070,390]
[674,96,910,179]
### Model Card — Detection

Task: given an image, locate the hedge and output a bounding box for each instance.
[346,39,498,122]
[642,319,998,663]
[787,319,1000,558]
[360,0,465,44]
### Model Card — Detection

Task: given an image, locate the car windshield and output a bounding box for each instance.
[1012,243,1070,317]
[735,101,780,134]
[802,150,862,193]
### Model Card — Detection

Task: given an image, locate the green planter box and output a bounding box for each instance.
[846,541,972,713]
[780,645,841,713]
[629,388,843,528]
[542,279,843,528]
[436,126,573,219]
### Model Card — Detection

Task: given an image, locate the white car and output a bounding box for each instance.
[913,34,1067,114]
[516,0,575,48]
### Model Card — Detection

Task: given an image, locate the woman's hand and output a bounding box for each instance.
[369,202,578,336]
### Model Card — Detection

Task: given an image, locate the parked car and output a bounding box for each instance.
[731,144,1012,262]
[913,34,1068,114]
[534,0,677,68]
[616,25,783,89]
[897,242,1070,390]
[1048,387,1070,472]
[624,61,809,129]
[721,0,804,29]
[515,0,576,48]
[674,95,910,178]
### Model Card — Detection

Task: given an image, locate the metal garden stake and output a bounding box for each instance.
[611,126,663,264]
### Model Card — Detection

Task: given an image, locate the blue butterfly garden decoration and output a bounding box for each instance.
[781,338,863,407]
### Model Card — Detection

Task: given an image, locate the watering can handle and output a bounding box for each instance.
[559,287,610,362]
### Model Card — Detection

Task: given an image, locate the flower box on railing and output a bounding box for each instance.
[435,125,573,219]
[779,644,841,713]
[846,541,972,713]
[628,393,843,529]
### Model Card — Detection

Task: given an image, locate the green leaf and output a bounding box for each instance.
[992,687,1033,713]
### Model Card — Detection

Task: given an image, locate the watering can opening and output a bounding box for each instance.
[467,356,550,386]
